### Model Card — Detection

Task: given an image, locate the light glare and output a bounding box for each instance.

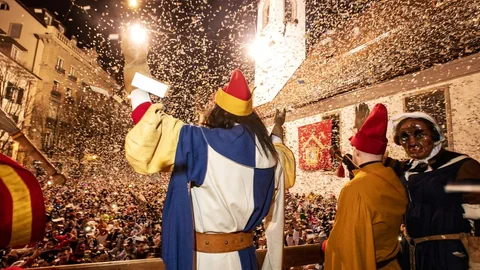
[128,0,138,7]
[248,38,270,61]
[129,24,147,44]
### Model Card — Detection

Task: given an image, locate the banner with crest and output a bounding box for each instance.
[298,119,332,171]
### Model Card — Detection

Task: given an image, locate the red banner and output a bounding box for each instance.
[298,119,332,171]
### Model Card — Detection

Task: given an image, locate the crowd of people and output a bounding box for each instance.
[254,192,336,250]
[0,171,336,268]
[0,174,168,268]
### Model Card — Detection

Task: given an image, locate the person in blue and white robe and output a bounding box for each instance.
[122,38,295,270]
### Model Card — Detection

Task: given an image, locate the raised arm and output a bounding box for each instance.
[271,108,295,188]
[121,34,184,174]
[121,33,152,123]
[262,109,296,270]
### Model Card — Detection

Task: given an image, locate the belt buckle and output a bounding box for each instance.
[409,237,416,246]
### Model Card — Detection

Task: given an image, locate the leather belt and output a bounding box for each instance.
[195,231,253,253]
[405,233,466,270]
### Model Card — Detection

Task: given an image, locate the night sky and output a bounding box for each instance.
[20,0,258,122]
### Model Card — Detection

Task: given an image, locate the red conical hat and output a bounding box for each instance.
[350,103,389,155]
[215,69,253,116]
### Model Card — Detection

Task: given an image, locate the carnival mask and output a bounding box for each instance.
[398,119,434,159]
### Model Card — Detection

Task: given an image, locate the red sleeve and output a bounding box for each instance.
[132,102,152,124]
[55,235,67,241]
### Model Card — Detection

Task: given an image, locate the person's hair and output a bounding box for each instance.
[58,246,70,254]
[394,117,441,145]
[204,105,278,160]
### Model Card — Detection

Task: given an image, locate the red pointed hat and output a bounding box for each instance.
[350,103,388,155]
[215,69,253,116]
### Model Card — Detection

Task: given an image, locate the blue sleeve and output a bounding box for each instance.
[174,125,208,186]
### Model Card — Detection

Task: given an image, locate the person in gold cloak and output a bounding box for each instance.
[324,104,408,270]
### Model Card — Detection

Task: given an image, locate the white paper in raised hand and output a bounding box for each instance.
[131,72,170,98]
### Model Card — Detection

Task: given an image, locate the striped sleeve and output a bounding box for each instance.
[274,143,296,189]
[0,160,45,248]
[125,103,185,174]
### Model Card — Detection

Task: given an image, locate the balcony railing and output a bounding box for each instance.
[55,65,66,74]
[51,89,61,99]
[34,243,323,270]
[66,96,75,104]
[68,74,78,82]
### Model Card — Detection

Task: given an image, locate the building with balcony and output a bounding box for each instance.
[0,30,39,156]
[0,0,127,175]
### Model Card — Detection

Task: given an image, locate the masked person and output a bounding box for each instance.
[324,104,408,270]
[390,112,480,270]
[121,36,295,270]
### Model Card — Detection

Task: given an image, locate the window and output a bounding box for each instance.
[69,66,76,76]
[0,1,9,10]
[8,23,22,39]
[284,0,297,23]
[56,57,64,69]
[322,114,341,168]
[68,66,77,82]
[45,117,56,129]
[404,87,451,147]
[15,87,24,104]
[51,81,61,99]
[66,87,71,98]
[56,58,65,74]
[58,25,65,34]
[44,13,53,25]
[5,82,14,100]
[262,0,270,30]
[10,114,18,123]
[41,131,54,153]
[11,45,19,61]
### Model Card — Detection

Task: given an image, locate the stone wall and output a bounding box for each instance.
[274,54,480,196]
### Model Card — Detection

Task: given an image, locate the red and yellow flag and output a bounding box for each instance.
[0,153,45,248]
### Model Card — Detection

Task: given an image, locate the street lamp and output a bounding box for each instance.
[128,23,148,44]
[128,0,138,8]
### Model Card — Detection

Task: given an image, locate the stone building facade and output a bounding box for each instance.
[254,0,480,196]
[0,0,128,179]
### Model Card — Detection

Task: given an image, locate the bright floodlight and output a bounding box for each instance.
[128,0,138,7]
[248,38,269,61]
[129,24,147,44]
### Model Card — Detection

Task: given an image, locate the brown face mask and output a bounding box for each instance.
[398,119,435,160]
